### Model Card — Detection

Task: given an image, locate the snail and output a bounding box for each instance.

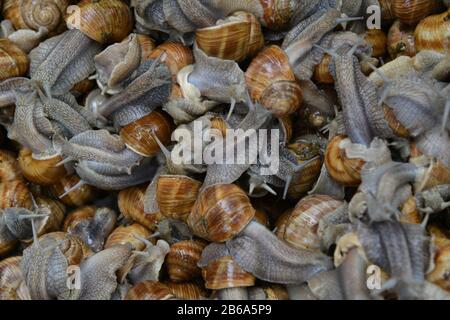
[387,20,417,59]
[414,9,450,53]
[0,20,48,54]
[0,39,29,81]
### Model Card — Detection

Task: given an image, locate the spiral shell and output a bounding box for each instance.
[388,20,417,59]
[65,0,133,44]
[39,231,91,265]
[18,148,66,186]
[0,180,33,210]
[324,135,365,187]
[33,197,66,238]
[118,185,161,231]
[0,150,22,183]
[156,175,202,222]
[165,239,208,283]
[364,29,387,58]
[0,39,29,81]
[195,11,264,62]
[313,54,334,84]
[2,0,69,34]
[187,184,255,242]
[0,256,23,300]
[427,245,450,291]
[383,104,410,138]
[202,256,255,290]
[414,9,450,53]
[120,110,174,158]
[104,223,151,251]
[125,281,174,300]
[259,0,299,30]
[147,42,193,80]
[63,205,96,233]
[165,281,209,300]
[245,45,303,117]
[136,34,155,63]
[392,0,439,26]
[277,195,343,251]
[71,78,96,96]
[50,175,97,206]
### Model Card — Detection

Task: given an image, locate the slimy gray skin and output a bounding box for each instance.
[217,287,249,300]
[59,130,143,169]
[415,128,450,169]
[329,48,374,146]
[225,221,333,284]
[75,157,158,190]
[112,104,155,127]
[356,221,430,300]
[337,248,371,300]
[29,29,101,96]
[0,77,30,108]
[97,59,172,119]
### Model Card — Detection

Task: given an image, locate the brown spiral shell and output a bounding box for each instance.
[427,245,450,291]
[259,0,298,30]
[71,78,96,96]
[392,0,439,26]
[63,205,96,233]
[324,135,365,187]
[414,9,450,53]
[50,174,97,206]
[165,239,208,283]
[165,281,209,300]
[388,20,417,59]
[202,256,256,290]
[276,195,343,251]
[0,256,23,300]
[245,45,303,117]
[382,104,410,138]
[0,150,22,183]
[147,42,194,80]
[187,184,255,243]
[18,148,67,186]
[156,175,202,222]
[364,29,388,58]
[104,223,151,251]
[313,54,334,84]
[120,110,174,158]
[39,231,91,265]
[195,11,264,62]
[33,197,66,238]
[2,0,69,34]
[0,39,29,81]
[65,0,133,44]
[136,34,156,63]
[125,281,175,300]
[118,185,161,231]
[0,180,33,210]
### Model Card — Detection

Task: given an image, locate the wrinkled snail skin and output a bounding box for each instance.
[337,248,371,300]
[96,59,172,120]
[29,29,102,96]
[225,221,333,284]
[217,287,249,300]
[356,221,430,300]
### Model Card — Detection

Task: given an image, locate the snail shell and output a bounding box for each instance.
[427,245,450,291]
[18,148,66,186]
[32,197,66,238]
[0,38,29,81]
[50,174,97,206]
[71,78,96,96]
[0,256,24,300]
[246,45,303,117]
[2,0,69,34]
[313,54,334,84]
[414,9,450,53]
[392,0,438,26]
[156,175,202,222]
[125,281,174,300]
[118,185,161,231]
[187,184,255,242]
[202,255,255,290]
[147,42,194,80]
[63,205,96,233]
[164,281,209,300]
[388,20,417,59]
[104,223,151,251]
[65,0,133,44]
[363,29,387,58]
[324,135,365,187]
[0,150,22,183]
[165,239,208,283]
[195,11,264,62]
[276,195,343,252]
[0,180,33,210]
[120,110,174,158]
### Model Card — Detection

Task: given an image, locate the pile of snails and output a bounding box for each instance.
[0,0,449,300]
